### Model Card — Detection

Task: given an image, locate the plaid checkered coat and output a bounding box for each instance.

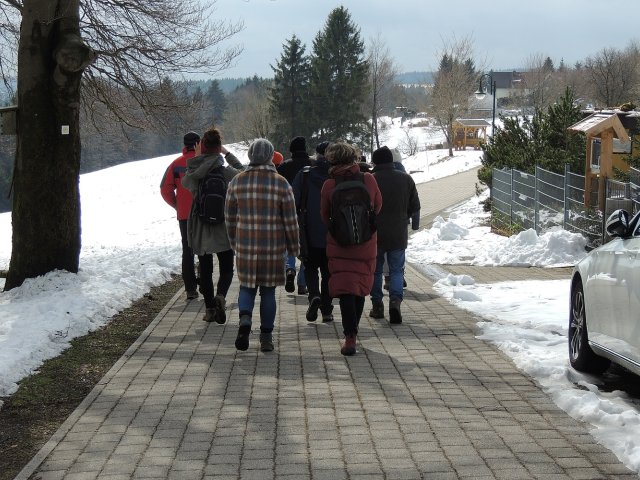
[225,165,300,288]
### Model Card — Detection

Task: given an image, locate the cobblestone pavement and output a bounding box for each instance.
[17,169,639,480]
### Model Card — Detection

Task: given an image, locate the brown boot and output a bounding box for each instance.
[369,301,384,319]
[213,294,226,324]
[340,334,357,356]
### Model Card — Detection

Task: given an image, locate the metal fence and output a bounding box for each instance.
[491,166,640,248]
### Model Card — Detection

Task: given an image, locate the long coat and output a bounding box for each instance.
[372,162,421,251]
[181,153,241,255]
[225,165,300,288]
[320,163,382,297]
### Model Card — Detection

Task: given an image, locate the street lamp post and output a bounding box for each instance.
[475,73,496,134]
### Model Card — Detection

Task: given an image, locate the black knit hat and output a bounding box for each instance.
[289,136,307,153]
[315,141,330,155]
[372,146,394,165]
[183,131,200,147]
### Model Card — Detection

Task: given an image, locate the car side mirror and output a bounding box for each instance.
[605,209,630,238]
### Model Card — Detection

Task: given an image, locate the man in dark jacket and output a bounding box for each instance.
[277,136,313,294]
[292,141,333,322]
[160,131,200,300]
[369,146,421,324]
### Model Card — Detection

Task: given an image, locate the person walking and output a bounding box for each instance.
[160,131,201,300]
[277,136,313,295]
[225,138,300,352]
[292,141,333,323]
[182,128,242,324]
[320,142,382,356]
[369,146,420,324]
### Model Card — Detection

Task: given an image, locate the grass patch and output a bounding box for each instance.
[0,275,182,480]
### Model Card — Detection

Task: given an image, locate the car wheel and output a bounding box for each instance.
[568,280,610,373]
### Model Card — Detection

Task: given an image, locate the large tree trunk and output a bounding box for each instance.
[5,0,95,290]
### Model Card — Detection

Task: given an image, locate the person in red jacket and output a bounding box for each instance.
[160,131,201,300]
[320,142,382,356]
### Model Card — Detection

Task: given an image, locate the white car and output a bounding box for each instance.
[569,209,640,375]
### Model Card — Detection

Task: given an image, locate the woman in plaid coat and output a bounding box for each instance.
[225,138,300,352]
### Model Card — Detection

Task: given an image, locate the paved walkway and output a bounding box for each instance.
[17,169,639,480]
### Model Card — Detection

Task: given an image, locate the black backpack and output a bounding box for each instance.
[329,173,376,246]
[195,166,227,224]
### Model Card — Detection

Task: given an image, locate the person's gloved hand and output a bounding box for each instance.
[411,212,420,231]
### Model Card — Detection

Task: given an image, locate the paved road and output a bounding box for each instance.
[415,167,482,228]
[17,167,638,480]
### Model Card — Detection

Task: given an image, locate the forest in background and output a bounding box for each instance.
[0,72,430,213]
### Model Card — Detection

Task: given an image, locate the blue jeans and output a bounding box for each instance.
[371,249,405,302]
[238,285,277,332]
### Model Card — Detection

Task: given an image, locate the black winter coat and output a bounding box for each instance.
[277,151,313,185]
[292,156,330,249]
[372,163,421,250]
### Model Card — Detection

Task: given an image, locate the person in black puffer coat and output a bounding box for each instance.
[277,136,313,294]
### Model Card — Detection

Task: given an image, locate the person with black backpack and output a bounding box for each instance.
[292,140,334,323]
[320,142,382,356]
[277,136,313,295]
[182,128,242,324]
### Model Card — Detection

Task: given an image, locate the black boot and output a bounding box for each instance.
[260,331,274,352]
[389,298,402,324]
[235,315,252,351]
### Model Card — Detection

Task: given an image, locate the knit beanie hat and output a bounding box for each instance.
[372,146,394,165]
[391,147,403,163]
[272,151,284,166]
[248,138,275,165]
[315,141,330,155]
[289,136,307,153]
[183,131,200,147]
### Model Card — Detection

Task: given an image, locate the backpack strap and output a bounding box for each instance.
[298,166,311,224]
[335,171,364,185]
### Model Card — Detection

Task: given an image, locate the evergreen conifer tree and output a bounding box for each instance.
[205,80,227,126]
[309,7,369,147]
[269,35,312,154]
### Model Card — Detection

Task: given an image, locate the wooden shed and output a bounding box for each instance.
[452,119,490,150]
[568,111,633,210]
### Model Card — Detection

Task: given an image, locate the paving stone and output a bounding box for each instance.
[19,172,639,480]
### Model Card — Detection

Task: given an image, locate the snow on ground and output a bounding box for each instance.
[408,192,640,473]
[1,119,639,472]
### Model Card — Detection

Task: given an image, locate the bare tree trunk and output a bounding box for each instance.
[5,0,95,290]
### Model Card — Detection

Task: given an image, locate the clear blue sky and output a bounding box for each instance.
[211,0,637,78]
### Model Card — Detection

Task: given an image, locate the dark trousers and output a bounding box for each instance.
[178,220,197,293]
[198,249,234,308]
[303,246,332,314]
[339,294,365,336]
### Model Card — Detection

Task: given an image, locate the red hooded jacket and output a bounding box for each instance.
[160,147,197,220]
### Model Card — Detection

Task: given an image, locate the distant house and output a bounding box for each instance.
[568,110,639,210]
[473,70,526,116]
[491,71,525,101]
[452,119,490,150]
